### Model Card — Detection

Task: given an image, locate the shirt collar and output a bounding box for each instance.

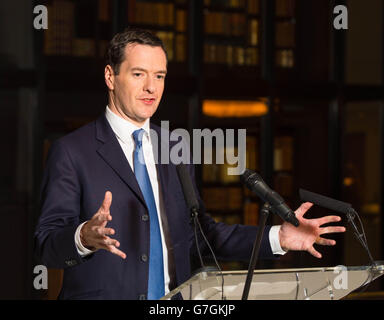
[105,106,150,144]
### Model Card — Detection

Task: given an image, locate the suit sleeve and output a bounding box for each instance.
[188,164,276,262]
[34,140,89,268]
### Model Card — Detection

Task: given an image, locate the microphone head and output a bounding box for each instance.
[240,169,263,187]
[241,169,299,227]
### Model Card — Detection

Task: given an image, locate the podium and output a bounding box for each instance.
[161,262,384,300]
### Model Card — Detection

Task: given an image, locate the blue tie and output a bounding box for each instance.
[132,129,164,300]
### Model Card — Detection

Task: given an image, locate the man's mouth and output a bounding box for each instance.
[140,98,156,105]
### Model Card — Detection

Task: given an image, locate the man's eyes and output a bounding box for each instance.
[132,73,165,80]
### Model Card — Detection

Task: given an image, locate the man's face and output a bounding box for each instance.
[105,43,167,126]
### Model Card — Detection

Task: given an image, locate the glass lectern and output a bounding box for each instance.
[161,262,384,300]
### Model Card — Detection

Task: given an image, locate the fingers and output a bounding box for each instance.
[91,191,113,226]
[308,246,322,259]
[94,226,115,236]
[96,234,126,259]
[315,237,336,246]
[81,191,126,259]
[107,245,127,259]
[319,226,346,235]
[97,213,112,226]
[101,191,112,213]
[295,202,313,218]
[101,236,120,248]
[316,215,342,226]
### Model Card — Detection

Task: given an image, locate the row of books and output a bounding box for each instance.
[207,200,259,226]
[204,0,294,17]
[276,49,294,68]
[210,212,243,226]
[204,44,258,66]
[44,0,109,57]
[204,12,247,36]
[202,187,243,211]
[204,0,259,15]
[276,21,295,48]
[206,16,259,45]
[274,136,293,171]
[204,0,246,8]
[155,32,187,62]
[129,1,175,26]
[202,135,293,184]
[43,0,74,56]
[276,0,296,18]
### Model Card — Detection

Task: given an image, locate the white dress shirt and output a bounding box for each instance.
[74,106,286,295]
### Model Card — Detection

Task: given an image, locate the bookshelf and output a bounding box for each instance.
[41,0,188,68]
[127,0,188,63]
[43,0,110,59]
[275,0,296,68]
[202,0,296,70]
[203,0,259,68]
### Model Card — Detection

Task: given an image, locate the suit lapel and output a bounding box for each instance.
[95,114,146,207]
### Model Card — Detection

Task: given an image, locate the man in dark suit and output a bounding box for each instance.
[34,28,345,300]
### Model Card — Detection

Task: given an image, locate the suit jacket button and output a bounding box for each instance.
[142,214,149,221]
[141,254,148,262]
[139,294,146,300]
[65,259,77,267]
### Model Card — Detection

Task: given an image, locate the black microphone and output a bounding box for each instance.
[241,169,299,227]
[299,188,353,215]
[299,188,376,265]
[176,163,199,217]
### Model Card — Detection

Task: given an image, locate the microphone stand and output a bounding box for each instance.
[241,203,271,300]
[190,206,225,299]
[346,208,376,267]
[190,207,220,274]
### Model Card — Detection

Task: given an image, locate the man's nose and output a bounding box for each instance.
[143,77,155,94]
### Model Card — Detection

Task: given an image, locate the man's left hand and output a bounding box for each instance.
[279,202,346,258]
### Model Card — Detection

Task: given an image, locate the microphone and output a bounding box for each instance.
[241,169,299,227]
[299,188,353,215]
[176,163,199,217]
[176,163,225,299]
[299,188,376,266]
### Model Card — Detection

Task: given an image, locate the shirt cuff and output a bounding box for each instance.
[75,221,97,257]
[269,225,288,255]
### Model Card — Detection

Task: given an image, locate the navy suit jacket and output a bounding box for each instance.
[34,114,275,300]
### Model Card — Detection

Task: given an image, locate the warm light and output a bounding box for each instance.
[343,177,354,187]
[203,100,268,118]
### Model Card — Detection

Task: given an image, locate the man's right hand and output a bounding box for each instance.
[80,191,126,259]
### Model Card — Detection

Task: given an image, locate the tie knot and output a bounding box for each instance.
[133,129,145,148]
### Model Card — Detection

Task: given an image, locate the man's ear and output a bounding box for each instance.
[105,65,115,90]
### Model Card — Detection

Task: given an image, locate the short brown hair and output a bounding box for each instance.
[105,27,168,75]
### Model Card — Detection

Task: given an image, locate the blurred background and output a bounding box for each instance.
[0,0,383,299]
